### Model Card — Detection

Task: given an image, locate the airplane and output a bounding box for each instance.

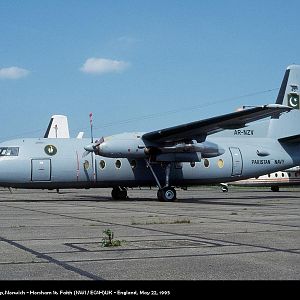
[1,65,300,201]
[220,166,300,192]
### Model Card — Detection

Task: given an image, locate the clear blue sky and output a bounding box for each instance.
[1,0,299,141]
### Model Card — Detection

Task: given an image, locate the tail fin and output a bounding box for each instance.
[268,65,300,139]
[275,65,300,108]
[44,115,70,138]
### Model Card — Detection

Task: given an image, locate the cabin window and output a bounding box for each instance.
[190,162,196,168]
[275,173,278,177]
[99,160,106,169]
[281,173,285,177]
[268,174,270,177]
[115,159,122,169]
[204,159,210,168]
[218,159,224,168]
[0,147,19,156]
[130,160,137,169]
[288,173,291,177]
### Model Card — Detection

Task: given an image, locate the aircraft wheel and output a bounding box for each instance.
[158,187,176,202]
[271,186,279,192]
[221,186,228,192]
[111,187,128,200]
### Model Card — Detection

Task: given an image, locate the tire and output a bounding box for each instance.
[160,187,176,201]
[111,188,121,200]
[271,186,279,192]
[221,186,228,192]
[119,190,128,199]
[111,187,128,200]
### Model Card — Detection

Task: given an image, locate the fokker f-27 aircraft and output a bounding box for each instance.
[1,65,300,201]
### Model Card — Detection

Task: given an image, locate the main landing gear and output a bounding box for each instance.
[220,183,228,192]
[145,160,177,202]
[271,186,280,192]
[110,161,177,201]
[111,187,128,200]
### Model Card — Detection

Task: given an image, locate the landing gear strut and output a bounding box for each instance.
[111,187,128,200]
[145,160,177,201]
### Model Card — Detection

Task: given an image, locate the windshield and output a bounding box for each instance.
[0,147,19,156]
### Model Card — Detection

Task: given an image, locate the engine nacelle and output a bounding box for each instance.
[92,133,224,161]
[159,141,224,158]
[96,133,148,158]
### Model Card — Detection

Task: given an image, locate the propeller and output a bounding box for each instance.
[82,136,104,157]
[82,113,104,182]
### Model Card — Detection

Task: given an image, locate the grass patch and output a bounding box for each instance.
[131,218,191,225]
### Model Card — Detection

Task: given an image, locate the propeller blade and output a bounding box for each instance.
[83,113,105,157]
[84,144,95,152]
[82,150,90,158]
[98,136,104,145]
[91,152,96,182]
[83,137,105,155]
[89,112,93,143]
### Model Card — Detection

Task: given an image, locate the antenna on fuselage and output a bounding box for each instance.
[54,124,58,138]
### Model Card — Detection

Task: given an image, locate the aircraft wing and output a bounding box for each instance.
[142,104,291,143]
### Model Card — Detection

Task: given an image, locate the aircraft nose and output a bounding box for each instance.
[0,159,6,187]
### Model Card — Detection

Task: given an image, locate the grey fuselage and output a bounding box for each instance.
[2,65,300,191]
[0,117,299,190]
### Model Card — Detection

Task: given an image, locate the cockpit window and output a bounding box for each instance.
[0,147,19,156]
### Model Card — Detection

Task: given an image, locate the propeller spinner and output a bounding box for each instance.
[83,137,104,157]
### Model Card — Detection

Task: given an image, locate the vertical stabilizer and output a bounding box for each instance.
[275,65,300,108]
[44,115,70,138]
[269,65,300,139]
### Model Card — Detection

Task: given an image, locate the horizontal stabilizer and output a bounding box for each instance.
[278,134,300,144]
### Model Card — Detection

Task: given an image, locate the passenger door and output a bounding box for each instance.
[31,159,51,181]
[229,147,243,176]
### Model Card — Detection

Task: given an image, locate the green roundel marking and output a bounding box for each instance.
[44,145,57,156]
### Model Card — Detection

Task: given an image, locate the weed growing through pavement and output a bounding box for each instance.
[101,229,123,247]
